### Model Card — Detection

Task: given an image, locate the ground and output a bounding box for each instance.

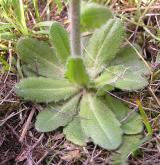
[0,1,160,164]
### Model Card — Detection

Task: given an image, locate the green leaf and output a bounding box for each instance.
[95,65,148,91]
[95,65,125,88]
[32,0,40,21]
[35,95,80,132]
[64,117,87,146]
[114,72,148,91]
[105,94,143,134]
[110,44,149,90]
[66,57,89,86]
[54,0,63,13]
[16,77,79,103]
[16,38,63,78]
[34,21,53,28]
[112,154,128,165]
[0,32,16,41]
[50,22,70,64]
[0,23,13,31]
[112,135,151,165]
[121,115,143,135]
[81,35,91,55]
[22,65,37,77]
[81,2,113,31]
[12,0,28,34]
[85,18,125,71]
[96,85,115,96]
[80,93,123,150]
[111,44,149,75]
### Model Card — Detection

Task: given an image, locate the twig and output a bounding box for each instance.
[0,107,27,127]
[40,0,53,18]
[148,87,160,107]
[35,139,65,165]
[26,156,33,165]
[117,5,160,13]
[6,123,19,139]
[90,145,97,163]
[106,91,156,112]
[126,39,152,74]
[21,134,44,164]
[31,133,44,150]
[0,87,15,105]
[35,150,49,165]
[0,156,15,165]
[19,108,36,143]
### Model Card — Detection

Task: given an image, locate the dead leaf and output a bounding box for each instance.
[61,150,81,162]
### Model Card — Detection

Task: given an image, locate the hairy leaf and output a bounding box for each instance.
[50,22,70,64]
[35,95,80,132]
[16,77,79,103]
[34,21,53,28]
[16,38,63,78]
[85,18,125,71]
[81,2,113,31]
[66,57,89,86]
[105,94,143,134]
[22,65,37,77]
[114,72,148,91]
[64,116,87,146]
[96,85,115,96]
[0,32,16,41]
[95,65,125,87]
[0,23,14,31]
[111,44,149,75]
[81,35,91,55]
[112,135,150,165]
[111,44,149,90]
[95,64,148,91]
[80,93,122,150]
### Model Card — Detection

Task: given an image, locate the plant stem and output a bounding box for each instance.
[70,0,81,57]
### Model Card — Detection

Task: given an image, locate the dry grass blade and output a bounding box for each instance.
[19,108,36,143]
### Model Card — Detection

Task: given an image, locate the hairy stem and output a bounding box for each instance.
[70,0,81,57]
